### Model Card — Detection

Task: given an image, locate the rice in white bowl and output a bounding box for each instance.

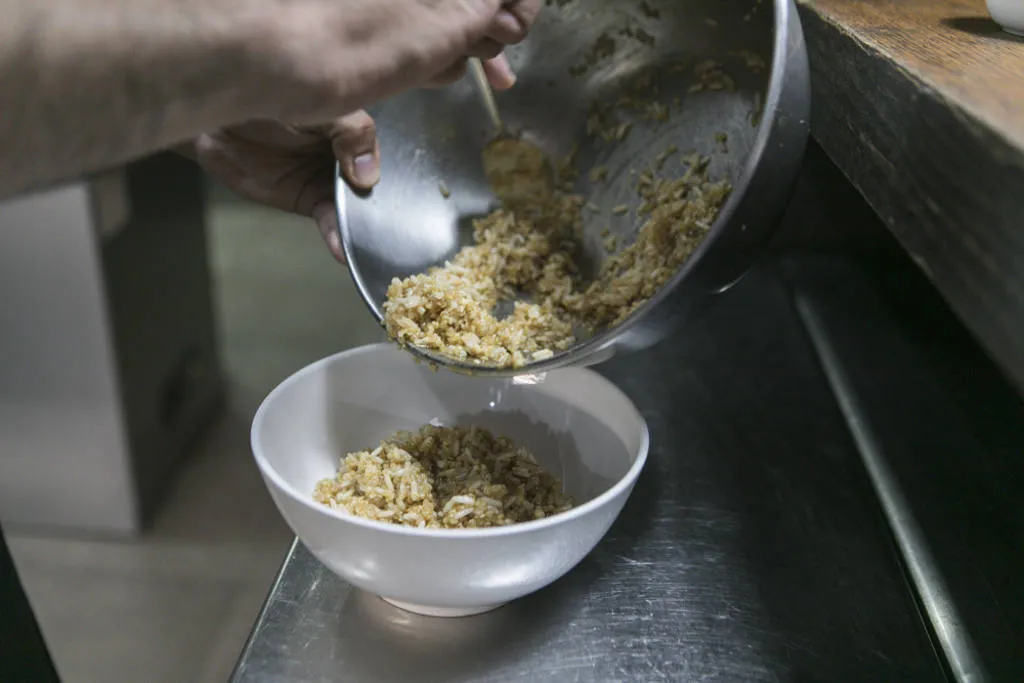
[314,424,575,529]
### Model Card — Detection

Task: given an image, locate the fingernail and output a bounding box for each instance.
[487,54,517,90]
[352,153,380,187]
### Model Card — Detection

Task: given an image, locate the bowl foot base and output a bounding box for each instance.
[380,596,506,617]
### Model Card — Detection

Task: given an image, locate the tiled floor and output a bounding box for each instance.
[7,191,384,683]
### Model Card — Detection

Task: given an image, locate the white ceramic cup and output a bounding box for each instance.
[251,343,649,617]
[988,0,1024,36]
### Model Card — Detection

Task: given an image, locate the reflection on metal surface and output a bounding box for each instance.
[511,373,547,385]
[795,294,988,683]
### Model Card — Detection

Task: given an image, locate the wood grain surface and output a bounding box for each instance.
[797,0,1024,392]
[807,0,1024,147]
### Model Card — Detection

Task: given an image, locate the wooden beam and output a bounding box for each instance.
[797,0,1024,390]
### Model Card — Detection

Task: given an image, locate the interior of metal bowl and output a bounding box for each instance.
[338,0,782,373]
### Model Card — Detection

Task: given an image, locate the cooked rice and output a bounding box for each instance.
[383,64,734,369]
[384,150,730,367]
[313,425,575,529]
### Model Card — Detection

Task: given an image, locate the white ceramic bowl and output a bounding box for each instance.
[988,0,1024,36]
[250,343,649,617]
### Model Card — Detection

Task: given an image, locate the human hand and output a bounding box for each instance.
[184,111,382,264]
[239,0,541,123]
[187,48,522,264]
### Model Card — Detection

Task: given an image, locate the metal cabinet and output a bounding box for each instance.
[0,154,224,534]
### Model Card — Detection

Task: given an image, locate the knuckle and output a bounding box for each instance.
[333,112,377,149]
[515,0,543,25]
[345,112,376,136]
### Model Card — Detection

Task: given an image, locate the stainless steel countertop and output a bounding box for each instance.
[231,262,950,683]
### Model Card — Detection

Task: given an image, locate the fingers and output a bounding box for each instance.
[485,10,527,44]
[312,201,346,265]
[327,110,380,190]
[485,0,543,45]
[482,54,517,90]
[428,0,534,93]
[427,53,514,90]
[321,110,377,264]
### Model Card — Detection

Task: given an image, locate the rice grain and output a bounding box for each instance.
[313,425,575,529]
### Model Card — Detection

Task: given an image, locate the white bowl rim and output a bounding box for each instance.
[251,343,651,539]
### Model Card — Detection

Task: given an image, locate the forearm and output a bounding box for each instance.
[0,0,261,198]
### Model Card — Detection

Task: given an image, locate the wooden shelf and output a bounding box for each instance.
[797,0,1024,391]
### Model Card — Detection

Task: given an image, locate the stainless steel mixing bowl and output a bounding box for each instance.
[336,0,810,375]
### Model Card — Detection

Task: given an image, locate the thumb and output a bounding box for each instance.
[312,201,346,265]
[327,110,380,190]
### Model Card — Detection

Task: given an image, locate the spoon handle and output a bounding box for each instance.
[468,58,503,133]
